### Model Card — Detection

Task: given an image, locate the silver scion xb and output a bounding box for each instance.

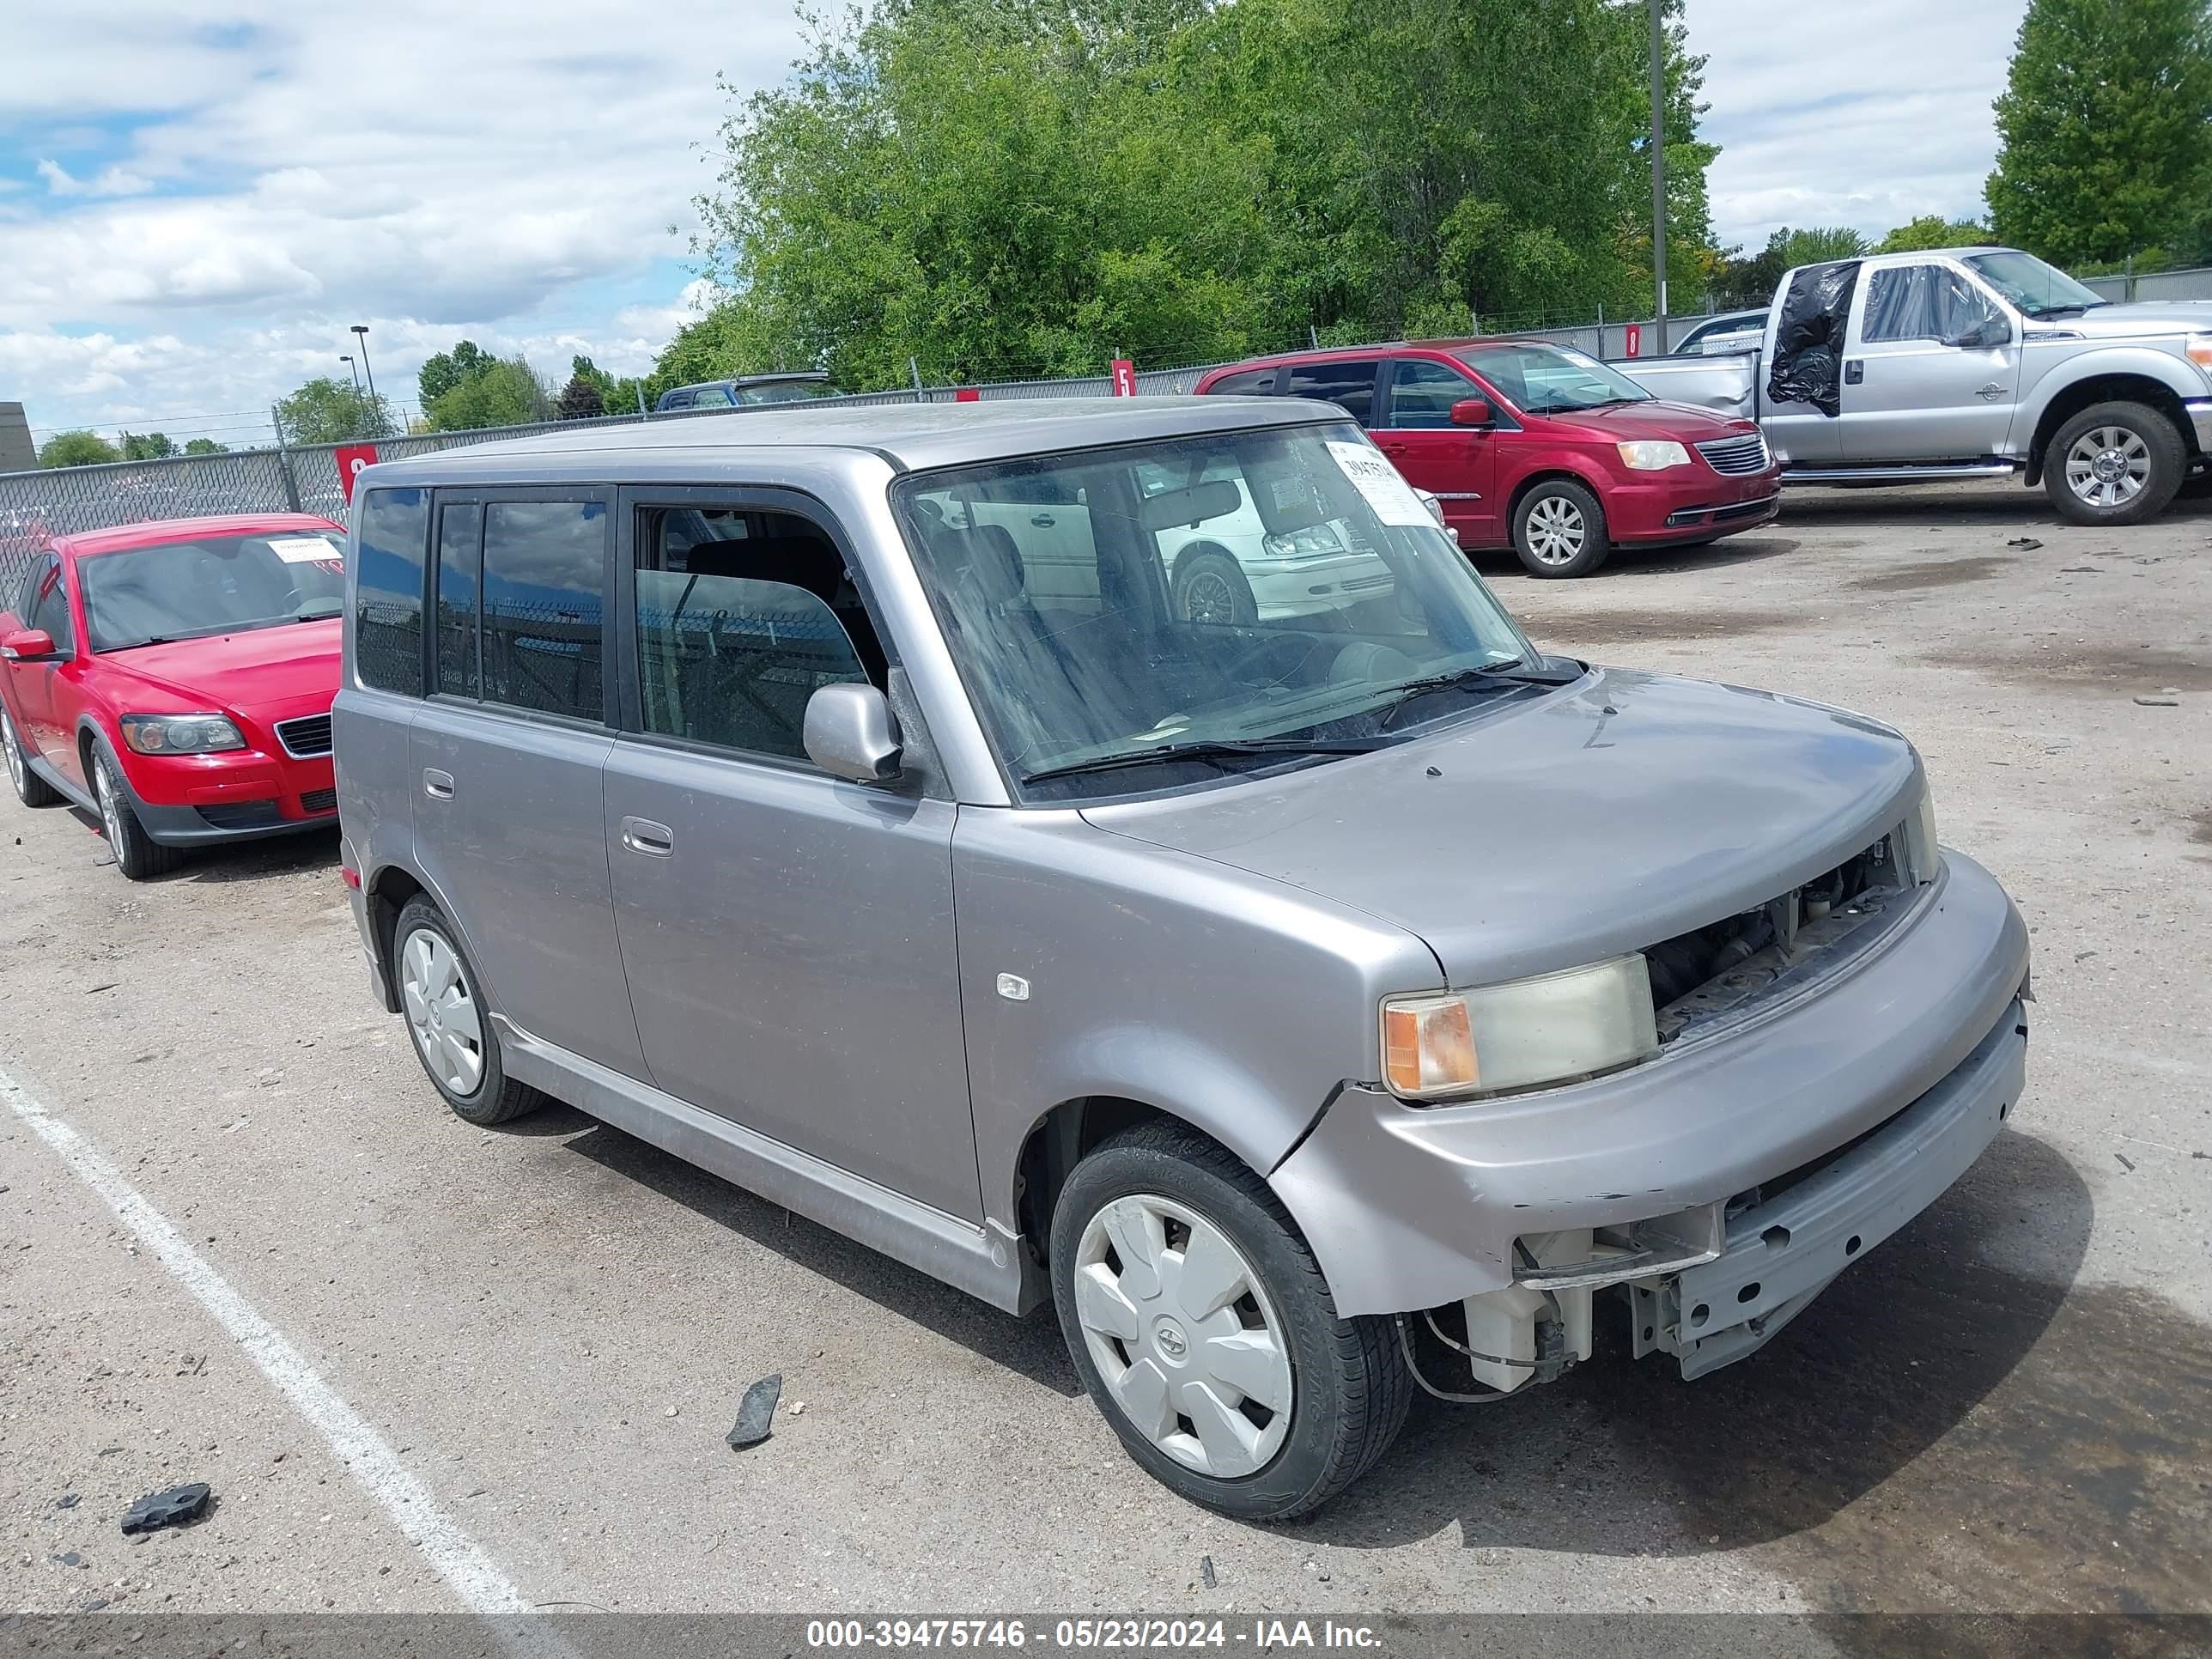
[335,398,2030,1519]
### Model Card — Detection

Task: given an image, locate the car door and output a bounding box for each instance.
[1372,357,1503,545]
[408,487,649,1080]
[7,555,78,777]
[1840,262,2020,462]
[599,487,979,1222]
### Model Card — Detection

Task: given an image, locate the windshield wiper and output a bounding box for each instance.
[1375,659,1581,730]
[102,635,182,652]
[1021,736,1382,786]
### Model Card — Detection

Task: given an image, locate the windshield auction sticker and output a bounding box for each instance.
[266,535,343,563]
[1326,440,1433,526]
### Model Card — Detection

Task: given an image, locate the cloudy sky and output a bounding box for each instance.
[1,0,2027,454]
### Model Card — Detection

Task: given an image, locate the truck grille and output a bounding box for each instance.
[275,714,332,758]
[1695,433,1771,476]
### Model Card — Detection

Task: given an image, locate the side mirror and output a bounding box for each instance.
[804,682,904,784]
[0,629,57,662]
[1449,398,1494,428]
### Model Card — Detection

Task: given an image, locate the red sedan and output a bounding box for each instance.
[0,514,347,878]
[1194,339,1780,578]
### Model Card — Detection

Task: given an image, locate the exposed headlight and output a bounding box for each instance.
[119,714,246,755]
[1415,489,1447,526]
[1261,523,1346,557]
[1382,955,1661,1102]
[1617,441,1692,471]
[1909,781,1941,884]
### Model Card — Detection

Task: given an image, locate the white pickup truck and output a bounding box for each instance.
[1620,246,2212,526]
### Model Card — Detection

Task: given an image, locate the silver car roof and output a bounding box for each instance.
[362,396,1332,486]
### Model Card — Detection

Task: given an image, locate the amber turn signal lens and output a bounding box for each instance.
[1382,996,1479,1096]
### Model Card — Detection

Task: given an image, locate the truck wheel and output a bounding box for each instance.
[1049,1121,1410,1520]
[1512,480,1610,577]
[92,748,184,880]
[3,709,61,807]
[1172,550,1257,625]
[2044,402,2185,526]
[393,895,543,1127]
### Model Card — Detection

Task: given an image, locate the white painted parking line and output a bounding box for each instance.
[0,1059,532,1616]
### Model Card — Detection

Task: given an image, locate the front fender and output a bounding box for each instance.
[2015,346,2211,461]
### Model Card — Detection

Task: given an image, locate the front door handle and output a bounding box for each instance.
[1844,360,1864,385]
[1030,513,1056,528]
[422,768,455,800]
[621,816,675,857]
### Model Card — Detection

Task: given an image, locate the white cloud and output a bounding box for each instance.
[36,158,155,198]
[1686,0,2027,252]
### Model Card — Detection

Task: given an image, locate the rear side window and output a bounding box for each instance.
[434,502,483,698]
[1282,360,1378,426]
[1205,368,1275,397]
[690,386,735,408]
[354,487,429,693]
[481,501,606,720]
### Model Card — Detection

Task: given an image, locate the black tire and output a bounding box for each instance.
[1171,550,1258,624]
[2042,401,2186,526]
[392,895,543,1126]
[1049,1121,1411,1520]
[3,708,61,807]
[1511,479,1611,577]
[92,746,185,880]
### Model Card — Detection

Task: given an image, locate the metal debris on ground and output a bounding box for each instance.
[1200,1556,1217,1589]
[2007,538,2043,550]
[2132,696,2180,707]
[55,1493,79,1510]
[726,1374,782,1449]
[2116,1152,2137,1173]
[119,1482,212,1534]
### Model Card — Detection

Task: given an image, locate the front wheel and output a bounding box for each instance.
[1049,1121,1410,1520]
[393,896,543,1126]
[93,748,183,880]
[1512,479,1610,577]
[2044,401,2185,526]
[1171,550,1258,624]
[3,709,61,807]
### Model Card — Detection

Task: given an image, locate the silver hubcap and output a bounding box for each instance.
[1073,1194,1293,1478]
[400,927,485,1096]
[3,720,23,792]
[95,761,125,848]
[1524,495,1587,564]
[2065,427,2150,507]
[1182,569,1239,624]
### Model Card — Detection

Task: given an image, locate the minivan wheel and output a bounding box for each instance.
[1172,550,1258,625]
[93,748,184,879]
[2044,401,2185,526]
[1512,480,1610,577]
[3,710,61,807]
[392,895,541,1127]
[1049,1121,1410,1520]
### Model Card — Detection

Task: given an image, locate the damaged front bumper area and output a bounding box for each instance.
[1632,994,2027,1377]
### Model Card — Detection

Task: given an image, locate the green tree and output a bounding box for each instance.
[557,370,606,421]
[119,431,175,460]
[1986,0,2212,267]
[182,437,228,455]
[1876,215,1990,253]
[417,339,497,406]
[275,378,395,444]
[39,430,120,468]
[424,357,550,430]
[570,354,651,416]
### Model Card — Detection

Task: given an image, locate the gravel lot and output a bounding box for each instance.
[1,480,2206,1624]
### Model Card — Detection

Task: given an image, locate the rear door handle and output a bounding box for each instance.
[1030,513,1056,527]
[422,768,455,800]
[621,816,675,857]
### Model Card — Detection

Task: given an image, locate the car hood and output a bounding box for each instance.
[96,620,342,716]
[2055,301,2212,337]
[1080,666,1922,987]
[1545,400,1759,442]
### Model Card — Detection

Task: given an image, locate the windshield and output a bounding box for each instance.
[895,422,1540,799]
[1963,252,2106,317]
[80,531,347,653]
[1455,342,1653,414]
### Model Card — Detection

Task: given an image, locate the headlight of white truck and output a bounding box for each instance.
[1382,955,1661,1102]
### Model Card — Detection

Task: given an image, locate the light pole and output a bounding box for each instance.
[349,325,379,422]
[1649,0,1668,349]
[340,354,362,395]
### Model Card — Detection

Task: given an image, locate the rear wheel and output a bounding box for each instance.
[1049,1121,1410,1520]
[393,896,542,1126]
[2043,401,2185,526]
[3,709,61,807]
[1172,550,1257,624]
[1512,479,1610,577]
[93,747,184,880]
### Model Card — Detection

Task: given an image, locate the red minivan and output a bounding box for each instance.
[0,514,347,878]
[1194,340,1780,578]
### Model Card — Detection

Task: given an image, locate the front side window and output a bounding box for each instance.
[354,489,428,692]
[1455,343,1651,415]
[1282,360,1379,426]
[480,501,605,720]
[632,506,877,762]
[896,422,1535,799]
[84,528,347,657]
[1384,359,1479,428]
[27,558,73,654]
[1862,264,2002,344]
